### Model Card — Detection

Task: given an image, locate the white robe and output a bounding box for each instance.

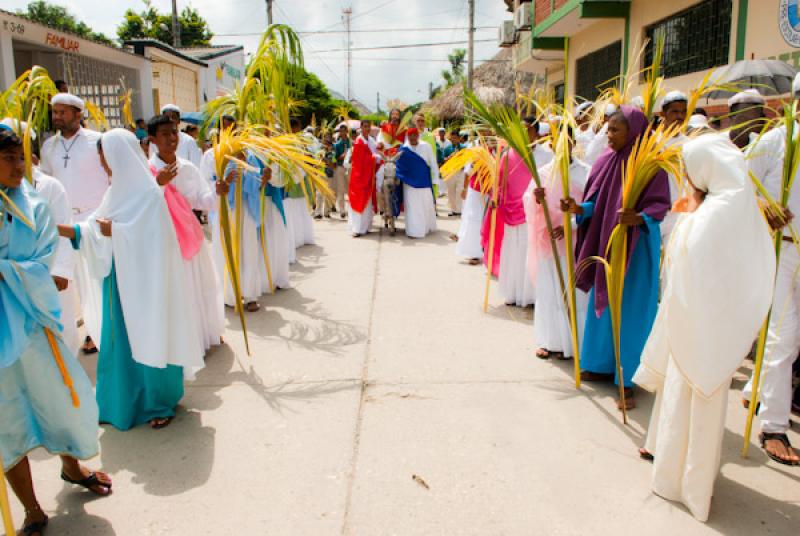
[456,186,485,259]
[525,159,591,355]
[583,123,609,166]
[33,168,80,356]
[401,141,438,238]
[284,194,316,248]
[176,131,203,166]
[151,154,224,350]
[75,129,204,379]
[498,224,535,307]
[264,163,291,290]
[635,134,775,522]
[347,135,381,236]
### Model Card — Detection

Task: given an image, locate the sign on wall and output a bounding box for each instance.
[780,0,800,47]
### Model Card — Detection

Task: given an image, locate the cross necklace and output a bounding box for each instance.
[59,132,81,168]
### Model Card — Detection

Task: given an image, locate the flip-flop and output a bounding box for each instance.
[638,448,654,462]
[61,471,112,494]
[535,349,551,360]
[759,432,800,466]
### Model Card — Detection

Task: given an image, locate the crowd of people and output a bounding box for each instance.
[1,71,799,534]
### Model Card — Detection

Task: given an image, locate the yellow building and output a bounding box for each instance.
[502,0,798,112]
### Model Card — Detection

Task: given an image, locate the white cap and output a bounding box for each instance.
[51,92,84,112]
[660,90,688,111]
[630,96,645,110]
[687,114,709,130]
[538,123,551,136]
[793,73,800,96]
[1,118,36,140]
[727,89,765,108]
[604,104,618,116]
[575,101,592,117]
[437,127,446,133]
[160,104,181,114]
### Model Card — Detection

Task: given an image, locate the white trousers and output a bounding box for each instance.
[456,188,484,259]
[649,357,728,522]
[446,172,464,214]
[334,166,349,215]
[498,223,535,307]
[744,244,799,434]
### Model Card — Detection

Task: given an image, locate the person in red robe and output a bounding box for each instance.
[348,119,380,237]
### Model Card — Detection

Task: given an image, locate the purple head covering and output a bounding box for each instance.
[575,105,671,316]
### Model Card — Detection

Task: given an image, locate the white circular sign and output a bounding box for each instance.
[780,0,800,47]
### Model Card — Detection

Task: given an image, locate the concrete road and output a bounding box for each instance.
[9,206,800,535]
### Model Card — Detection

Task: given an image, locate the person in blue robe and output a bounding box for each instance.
[0,126,111,536]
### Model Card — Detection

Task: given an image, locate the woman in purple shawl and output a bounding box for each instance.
[562,106,671,409]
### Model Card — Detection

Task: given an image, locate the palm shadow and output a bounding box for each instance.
[98,409,215,497]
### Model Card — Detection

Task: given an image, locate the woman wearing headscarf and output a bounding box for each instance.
[1,127,111,536]
[634,134,775,521]
[562,106,671,409]
[58,128,204,430]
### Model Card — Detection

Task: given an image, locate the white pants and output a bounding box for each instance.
[403,185,437,238]
[348,204,373,236]
[744,244,800,434]
[649,357,728,522]
[335,166,349,215]
[315,174,336,217]
[446,172,464,214]
[498,223,535,307]
[456,188,484,259]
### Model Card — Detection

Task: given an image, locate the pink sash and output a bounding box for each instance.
[149,163,204,260]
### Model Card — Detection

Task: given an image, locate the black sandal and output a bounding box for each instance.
[759,432,800,466]
[638,448,654,462]
[81,336,98,355]
[22,514,48,536]
[61,471,112,494]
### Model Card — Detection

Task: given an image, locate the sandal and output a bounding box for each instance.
[245,301,260,313]
[535,348,551,360]
[22,514,49,536]
[150,417,173,429]
[81,336,98,355]
[617,388,636,411]
[759,432,800,466]
[61,471,112,495]
[638,448,654,462]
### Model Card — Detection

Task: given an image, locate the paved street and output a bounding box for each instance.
[12,204,800,535]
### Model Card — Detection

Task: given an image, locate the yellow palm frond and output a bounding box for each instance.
[120,88,134,129]
[440,141,498,195]
[83,100,108,131]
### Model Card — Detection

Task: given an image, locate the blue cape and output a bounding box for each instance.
[395,146,433,189]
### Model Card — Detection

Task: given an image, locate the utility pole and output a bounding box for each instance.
[467,0,475,91]
[376,91,380,114]
[266,0,273,26]
[171,0,181,48]
[343,7,353,101]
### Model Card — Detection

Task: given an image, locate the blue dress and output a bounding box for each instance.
[577,201,662,387]
[71,226,184,431]
[0,182,98,470]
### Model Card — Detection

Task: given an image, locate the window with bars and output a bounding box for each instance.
[575,40,622,101]
[644,0,732,79]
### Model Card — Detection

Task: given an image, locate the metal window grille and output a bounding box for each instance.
[644,0,732,79]
[575,40,622,101]
[58,53,141,129]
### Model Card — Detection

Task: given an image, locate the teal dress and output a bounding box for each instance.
[71,226,184,430]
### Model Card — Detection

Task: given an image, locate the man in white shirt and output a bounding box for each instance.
[743,81,800,466]
[40,93,107,354]
[159,104,203,166]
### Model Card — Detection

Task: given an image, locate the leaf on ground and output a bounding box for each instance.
[412,474,430,490]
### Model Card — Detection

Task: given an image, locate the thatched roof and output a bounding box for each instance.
[423,48,535,122]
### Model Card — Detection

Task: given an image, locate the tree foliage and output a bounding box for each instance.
[18,1,114,45]
[117,0,213,47]
[293,69,359,125]
[441,49,466,88]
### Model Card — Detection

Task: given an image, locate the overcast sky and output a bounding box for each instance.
[6,0,509,111]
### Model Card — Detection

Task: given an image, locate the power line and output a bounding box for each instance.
[309,57,508,63]
[322,38,495,53]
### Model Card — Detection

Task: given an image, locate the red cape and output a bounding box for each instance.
[349,139,378,213]
[381,123,406,145]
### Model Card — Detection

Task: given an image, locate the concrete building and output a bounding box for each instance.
[501,0,797,113]
[179,45,245,106]
[0,9,153,126]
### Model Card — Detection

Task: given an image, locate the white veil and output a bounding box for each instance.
[638,133,776,398]
[77,128,204,378]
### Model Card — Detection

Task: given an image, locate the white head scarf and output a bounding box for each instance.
[78,128,204,376]
[637,134,775,398]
